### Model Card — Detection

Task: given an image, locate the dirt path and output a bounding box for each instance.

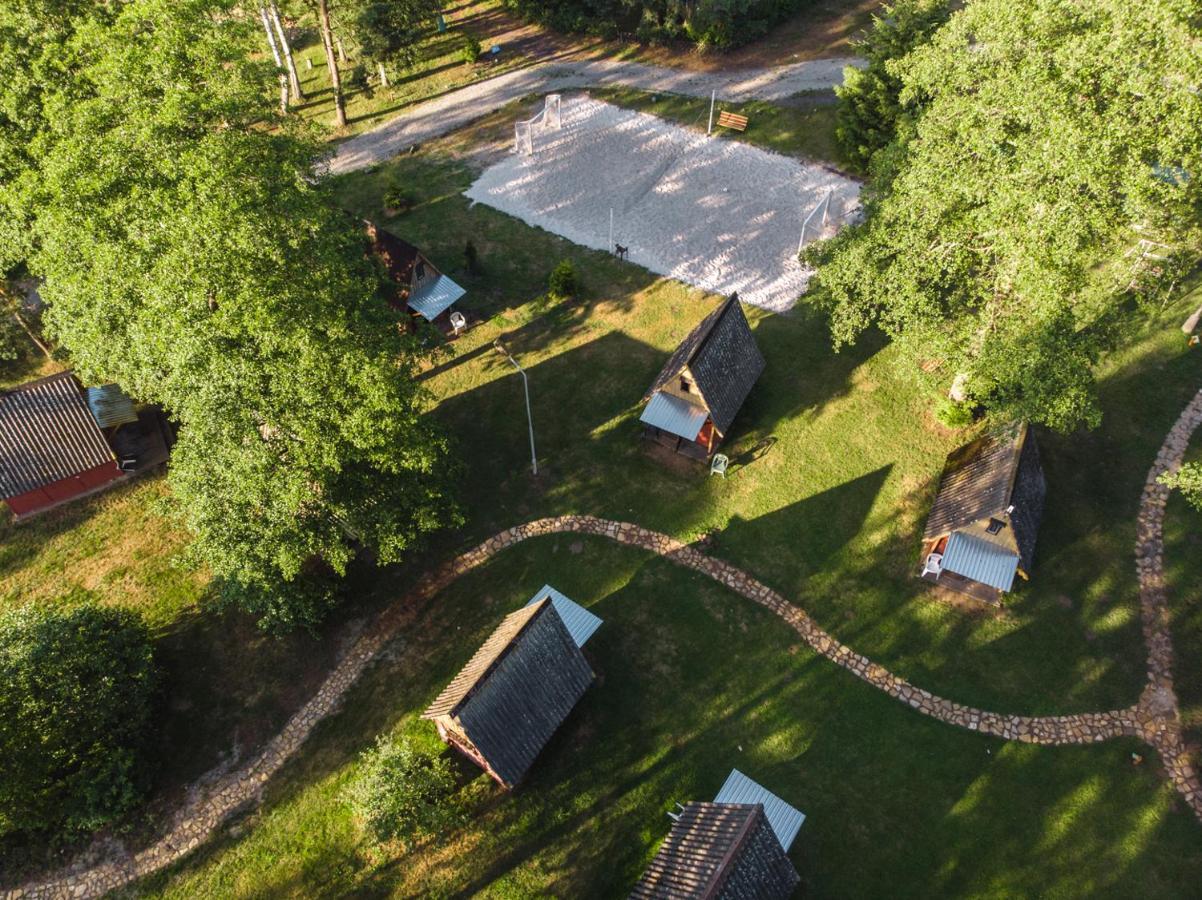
[9,389,1202,898]
[326,55,859,174]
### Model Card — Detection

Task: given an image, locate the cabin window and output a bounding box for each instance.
[680,377,691,393]
[986,517,1006,535]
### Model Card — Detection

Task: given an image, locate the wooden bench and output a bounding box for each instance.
[717,110,749,132]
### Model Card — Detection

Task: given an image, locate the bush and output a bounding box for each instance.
[0,604,158,839]
[548,260,577,298]
[383,185,414,215]
[344,735,465,845]
[464,239,480,274]
[461,33,481,65]
[934,397,975,428]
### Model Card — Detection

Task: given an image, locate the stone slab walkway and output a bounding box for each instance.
[7,389,1202,899]
[326,56,859,175]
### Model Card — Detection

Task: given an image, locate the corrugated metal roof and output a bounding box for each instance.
[409,274,465,321]
[713,769,806,852]
[630,802,800,899]
[86,384,138,429]
[526,584,602,647]
[640,391,708,441]
[942,531,1019,593]
[0,371,116,500]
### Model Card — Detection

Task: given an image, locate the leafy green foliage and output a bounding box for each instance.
[504,0,826,49]
[350,0,442,75]
[834,0,949,175]
[1162,464,1202,514]
[0,604,157,839]
[460,31,481,65]
[934,397,973,428]
[548,259,578,298]
[0,290,23,364]
[17,0,459,630]
[806,0,1202,432]
[344,735,465,845]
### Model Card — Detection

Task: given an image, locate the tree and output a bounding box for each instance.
[315,0,348,127]
[344,735,465,845]
[834,0,950,175]
[0,604,157,838]
[0,0,110,273]
[268,0,305,102]
[1162,465,1202,515]
[25,0,459,630]
[805,0,1202,432]
[350,0,441,88]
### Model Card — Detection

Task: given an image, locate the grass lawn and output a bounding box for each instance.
[106,102,1202,896]
[594,88,846,167]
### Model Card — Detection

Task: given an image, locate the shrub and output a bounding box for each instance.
[464,239,480,274]
[0,604,158,839]
[344,735,465,846]
[461,33,481,65]
[934,397,975,428]
[548,260,577,298]
[383,185,414,215]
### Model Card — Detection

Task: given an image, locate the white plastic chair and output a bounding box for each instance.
[921,552,944,579]
[449,310,467,335]
[710,453,729,477]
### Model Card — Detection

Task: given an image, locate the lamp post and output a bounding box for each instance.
[494,340,538,476]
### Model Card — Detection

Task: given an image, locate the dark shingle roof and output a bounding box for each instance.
[923,423,1029,540]
[631,802,800,899]
[0,371,115,500]
[646,295,765,436]
[422,599,594,787]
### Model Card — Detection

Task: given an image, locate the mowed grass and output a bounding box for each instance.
[126,106,1202,896]
[595,87,847,167]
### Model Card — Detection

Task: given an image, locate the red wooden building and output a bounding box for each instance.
[0,372,126,518]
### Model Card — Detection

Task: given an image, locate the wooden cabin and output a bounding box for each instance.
[639,294,765,461]
[631,802,800,899]
[365,221,465,328]
[421,598,595,788]
[919,422,1047,605]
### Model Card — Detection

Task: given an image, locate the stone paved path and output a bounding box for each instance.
[7,391,1202,899]
[327,56,859,175]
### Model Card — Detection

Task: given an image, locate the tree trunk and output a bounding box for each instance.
[258,3,289,113]
[316,0,347,128]
[269,0,305,101]
[377,61,389,88]
[336,36,348,63]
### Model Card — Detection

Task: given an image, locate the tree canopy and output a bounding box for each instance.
[808,0,1202,431]
[8,0,459,628]
[0,604,157,838]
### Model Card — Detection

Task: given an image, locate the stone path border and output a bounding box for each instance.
[6,390,1202,899]
[326,56,860,175]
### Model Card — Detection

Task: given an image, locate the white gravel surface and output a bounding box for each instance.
[463,95,860,310]
[327,56,862,175]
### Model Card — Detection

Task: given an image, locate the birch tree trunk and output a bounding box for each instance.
[269,0,305,102]
[258,2,289,113]
[336,36,348,63]
[378,61,389,88]
[316,0,347,128]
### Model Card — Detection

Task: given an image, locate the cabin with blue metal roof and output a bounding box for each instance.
[639,294,764,461]
[919,422,1046,605]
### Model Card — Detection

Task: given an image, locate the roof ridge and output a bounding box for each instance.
[421,598,554,720]
[0,369,76,397]
[703,803,766,900]
[685,294,738,367]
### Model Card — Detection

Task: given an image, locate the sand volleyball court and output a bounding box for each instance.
[464,95,860,311]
